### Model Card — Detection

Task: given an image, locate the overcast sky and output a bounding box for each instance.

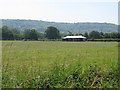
[0,0,119,24]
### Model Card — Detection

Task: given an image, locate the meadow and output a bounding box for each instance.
[2,41,119,88]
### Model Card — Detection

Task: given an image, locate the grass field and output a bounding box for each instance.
[2,41,119,88]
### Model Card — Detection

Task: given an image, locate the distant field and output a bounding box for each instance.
[2,41,118,88]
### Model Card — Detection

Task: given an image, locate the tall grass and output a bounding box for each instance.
[2,41,118,88]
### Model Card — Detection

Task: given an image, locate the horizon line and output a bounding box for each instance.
[1,18,118,25]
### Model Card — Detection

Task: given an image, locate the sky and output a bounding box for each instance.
[0,0,119,24]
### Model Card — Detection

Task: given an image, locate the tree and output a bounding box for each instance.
[18,33,24,40]
[0,28,2,40]
[103,32,120,39]
[104,33,111,38]
[2,26,14,40]
[89,31,101,39]
[110,32,119,38]
[24,29,40,40]
[84,32,89,38]
[75,33,83,36]
[10,28,21,40]
[45,26,61,39]
[100,32,104,38]
[67,31,74,36]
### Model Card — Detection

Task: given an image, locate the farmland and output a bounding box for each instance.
[2,41,119,88]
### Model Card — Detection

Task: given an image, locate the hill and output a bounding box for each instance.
[1,19,118,33]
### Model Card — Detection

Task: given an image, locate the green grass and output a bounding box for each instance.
[2,41,119,88]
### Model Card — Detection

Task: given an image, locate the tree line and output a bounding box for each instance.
[0,26,119,40]
[0,26,61,40]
